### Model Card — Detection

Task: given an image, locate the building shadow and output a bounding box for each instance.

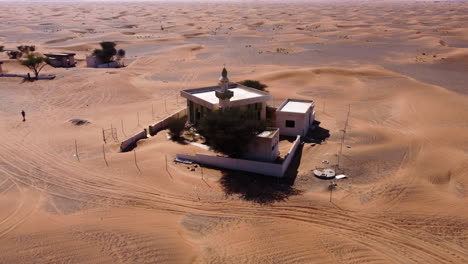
[283,143,303,183]
[218,144,304,205]
[304,120,330,144]
[219,171,302,205]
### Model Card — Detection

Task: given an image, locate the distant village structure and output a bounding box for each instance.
[86,55,119,68]
[44,53,76,68]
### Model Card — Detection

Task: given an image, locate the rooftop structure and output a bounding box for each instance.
[276,99,315,137]
[243,127,280,162]
[180,68,272,124]
[279,100,314,113]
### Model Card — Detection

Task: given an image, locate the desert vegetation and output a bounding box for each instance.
[92,41,126,66]
[6,45,36,59]
[168,118,186,140]
[238,80,268,91]
[198,108,266,157]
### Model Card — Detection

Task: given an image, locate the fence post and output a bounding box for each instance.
[74,139,80,162]
[102,144,109,167]
[137,112,140,126]
[121,119,126,137]
[134,148,141,173]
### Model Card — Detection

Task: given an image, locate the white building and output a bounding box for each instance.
[180,68,272,125]
[276,99,315,137]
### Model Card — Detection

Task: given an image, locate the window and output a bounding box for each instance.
[285,120,295,128]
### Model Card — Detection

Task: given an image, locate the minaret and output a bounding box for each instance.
[215,67,234,109]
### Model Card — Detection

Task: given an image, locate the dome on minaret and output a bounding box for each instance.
[215,66,234,107]
[219,67,229,84]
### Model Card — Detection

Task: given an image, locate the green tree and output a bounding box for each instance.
[92,42,126,64]
[168,118,186,140]
[116,49,126,66]
[239,80,268,91]
[21,53,49,79]
[197,108,266,157]
[7,51,20,59]
[17,45,35,54]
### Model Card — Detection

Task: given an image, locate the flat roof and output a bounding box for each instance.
[181,83,272,108]
[192,87,263,104]
[278,99,313,113]
[257,128,279,138]
[44,53,76,57]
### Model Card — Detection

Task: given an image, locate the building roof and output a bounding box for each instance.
[44,53,76,57]
[181,83,272,109]
[277,99,314,114]
[257,127,279,139]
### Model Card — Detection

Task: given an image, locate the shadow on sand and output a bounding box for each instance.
[219,144,304,205]
[304,120,331,144]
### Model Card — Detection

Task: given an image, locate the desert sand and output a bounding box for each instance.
[1,0,468,263]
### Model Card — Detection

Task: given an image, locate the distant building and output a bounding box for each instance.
[276,99,315,137]
[44,53,76,68]
[86,56,119,68]
[180,68,272,125]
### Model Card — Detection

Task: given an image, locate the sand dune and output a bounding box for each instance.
[1,1,468,263]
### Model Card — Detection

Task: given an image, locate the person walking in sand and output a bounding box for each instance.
[21,110,25,122]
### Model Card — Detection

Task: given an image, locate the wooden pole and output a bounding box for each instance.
[110,124,115,141]
[137,112,140,126]
[165,154,173,179]
[74,139,80,162]
[134,148,141,173]
[102,144,109,167]
[102,128,106,144]
[337,104,351,169]
[165,154,168,172]
[121,119,126,137]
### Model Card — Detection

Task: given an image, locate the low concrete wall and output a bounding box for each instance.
[281,136,302,175]
[119,108,187,152]
[0,73,28,78]
[97,61,119,68]
[148,108,187,136]
[177,135,301,177]
[120,129,147,152]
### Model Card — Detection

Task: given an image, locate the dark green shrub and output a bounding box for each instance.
[239,80,268,91]
[197,108,266,157]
